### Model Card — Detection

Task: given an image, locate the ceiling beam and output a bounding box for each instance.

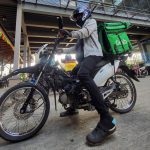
[28,34,73,39]
[130,39,138,41]
[26,23,78,30]
[28,37,76,42]
[140,35,150,41]
[30,47,67,50]
[29,41,76,44]
[0,0,17,6]
[27,24,150,36]
[29,42,74,47]
[27,31,149,39]
[28,34,55,38]
[26,20,150,35]
[127,31,150,36]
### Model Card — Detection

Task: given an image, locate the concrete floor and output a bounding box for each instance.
[0,77,150,150]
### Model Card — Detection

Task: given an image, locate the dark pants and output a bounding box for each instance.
[72,56,110,118]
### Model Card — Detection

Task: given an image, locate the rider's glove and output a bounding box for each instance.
[59,29,71,37]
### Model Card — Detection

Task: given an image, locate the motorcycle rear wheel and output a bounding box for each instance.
[107,73,137,114]
[0,82,50,142]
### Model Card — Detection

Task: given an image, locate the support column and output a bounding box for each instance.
[13,4,22,71]
[0,59,4,77]
[144,44,150,63]
[9,63,12,74]
[29,51,31,66]
[23,36,28,67]
[138,42,147,63]
[27,49,31,67]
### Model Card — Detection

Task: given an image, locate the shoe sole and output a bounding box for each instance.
[86,126,116,146]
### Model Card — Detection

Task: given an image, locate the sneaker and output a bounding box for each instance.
[60,108,79,117]
[86,118,116,146]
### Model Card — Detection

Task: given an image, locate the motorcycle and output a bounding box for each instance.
[132,64,148,78]
[0,17,139,142]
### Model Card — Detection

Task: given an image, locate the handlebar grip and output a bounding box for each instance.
[57,16,63,29]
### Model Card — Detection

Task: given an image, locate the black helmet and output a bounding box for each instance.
[70,6,91,27]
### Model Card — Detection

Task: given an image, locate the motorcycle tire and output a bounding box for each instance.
[107,73,137,114]
[0,82,50,142]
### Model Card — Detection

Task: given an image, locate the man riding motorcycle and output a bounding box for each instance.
[59,6,116,146]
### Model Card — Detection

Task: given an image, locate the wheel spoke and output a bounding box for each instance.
[107,74,135,112]
[11,120,17,133]
[32,115,38,126]
[24,119,29,133]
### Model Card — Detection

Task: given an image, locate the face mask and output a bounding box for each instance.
[76,18,85,28]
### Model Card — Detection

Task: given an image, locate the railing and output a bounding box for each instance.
[22,0,150,21]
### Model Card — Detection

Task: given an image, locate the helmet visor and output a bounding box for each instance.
[70,13,83,22]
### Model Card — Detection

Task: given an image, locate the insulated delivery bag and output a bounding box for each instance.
[98,22,133,56]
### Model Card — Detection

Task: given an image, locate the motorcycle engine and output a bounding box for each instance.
[59,88,91,105]
[59,91,70,105]
[59,83,94,111]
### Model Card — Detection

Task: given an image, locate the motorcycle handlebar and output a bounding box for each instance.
[57,16,63,30]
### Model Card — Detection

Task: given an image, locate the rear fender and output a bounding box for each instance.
[119,65,139,82]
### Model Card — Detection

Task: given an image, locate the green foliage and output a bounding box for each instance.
[19,73,27,81]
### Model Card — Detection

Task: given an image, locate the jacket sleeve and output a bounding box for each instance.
[63,45,76,54]
[63,40,80,54]
[71,19,97,39]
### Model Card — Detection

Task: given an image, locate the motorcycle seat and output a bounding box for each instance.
[95,59,109,68]
[91,59,110,78]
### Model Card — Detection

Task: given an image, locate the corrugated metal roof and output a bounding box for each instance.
[23,0,150,21]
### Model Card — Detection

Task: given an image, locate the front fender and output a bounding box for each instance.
[119,65,139,82]
[0,65,41,81]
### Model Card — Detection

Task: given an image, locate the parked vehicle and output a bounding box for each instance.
[132,63,148,78]
[145,63,150,75]
[0,17,139,142]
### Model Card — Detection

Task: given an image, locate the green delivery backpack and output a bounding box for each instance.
[98,22,133,56]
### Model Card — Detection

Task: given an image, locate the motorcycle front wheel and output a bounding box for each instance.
[106,73,137,114]
[0,82,50,142]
